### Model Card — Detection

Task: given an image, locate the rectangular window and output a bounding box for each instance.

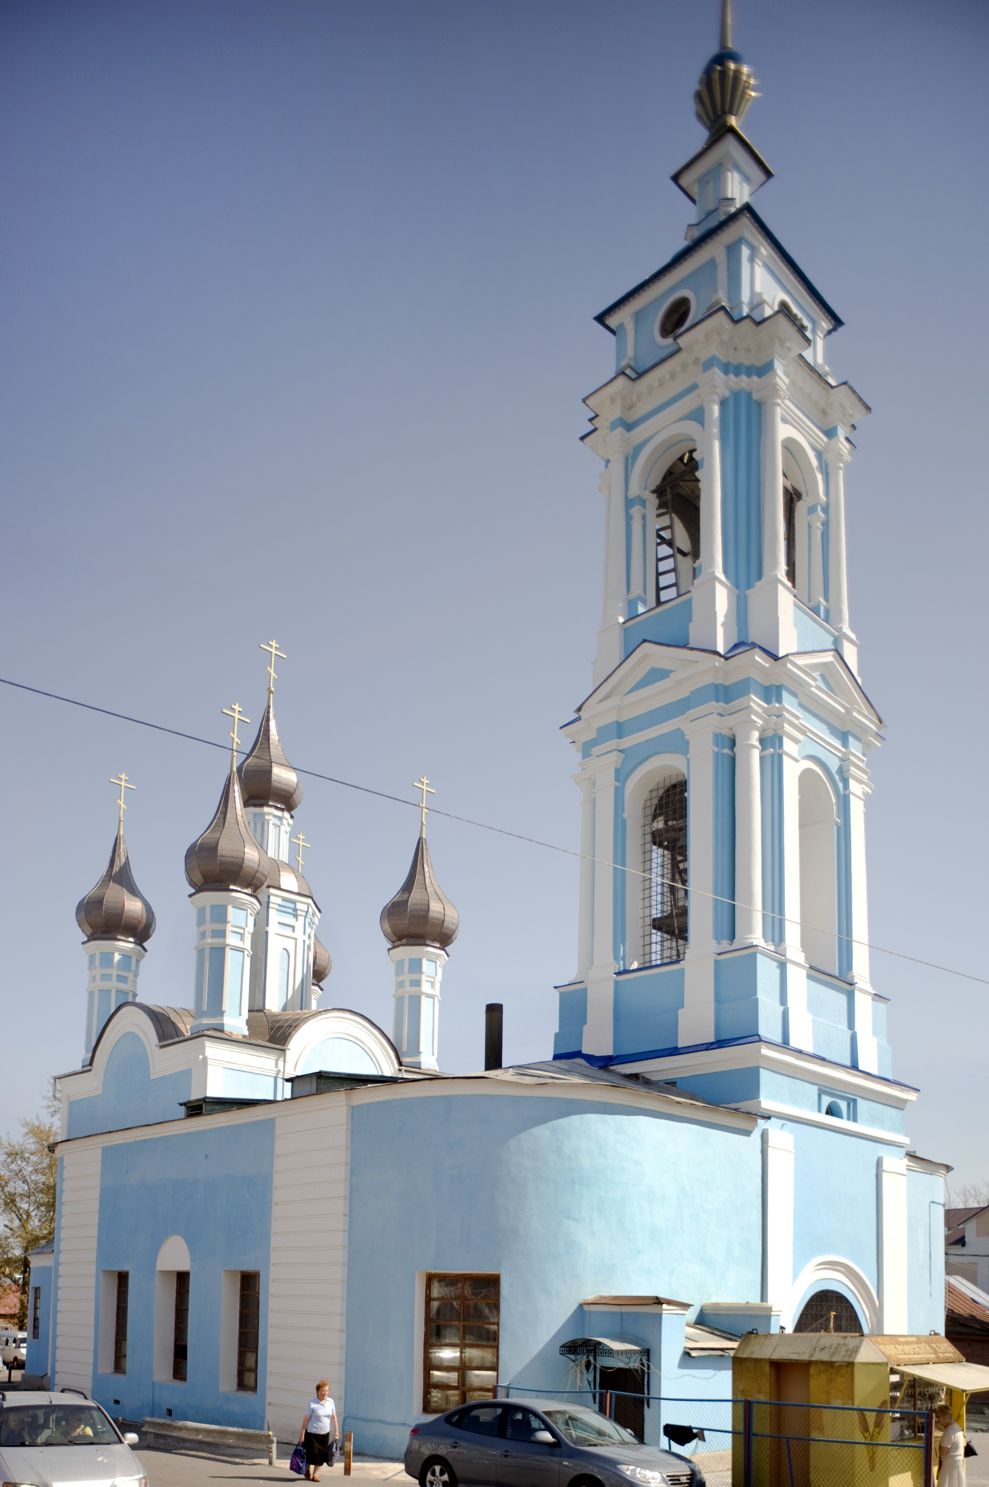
[423,1273,500,1414]
[31,1287,40,1340]
[172,1271,190,1381]
[113,1272,129,1374]
[237,1272,260,1392]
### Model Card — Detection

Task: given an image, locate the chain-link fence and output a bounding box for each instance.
[499,1383,935,1486]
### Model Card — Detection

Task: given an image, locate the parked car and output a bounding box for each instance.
[0,1331,26,1370]
[404,1396,706,1487]
[0,1391,146,1487]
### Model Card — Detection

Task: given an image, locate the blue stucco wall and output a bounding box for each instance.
[89,1119,275,1426]
[24,1260,53,1379]
[67,1033,192,1138]
[343,1088,761,1457]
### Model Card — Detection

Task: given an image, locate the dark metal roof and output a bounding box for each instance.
[184,767,271,896]
[312,935,331,985]
[238,698,302,812]
[246,1008,322,1048]
[76,825,156,946]
[380,832,459,951]
[594,202,842,332]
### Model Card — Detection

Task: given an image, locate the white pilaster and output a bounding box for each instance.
[825,437,858,673]
[749,376,797,655]
[690,373,734,652]
[762,1127,795,1308]
[576,771,594,980]
[628,493,647,612]
[582,750,621,1056]
[733,719,763,946]
[877,1156,909,1330]
[777,720,812,1049]
[808,509,825,612]
[594,451,630,685]
[680,718,717,1046]
[841,754,879,1071]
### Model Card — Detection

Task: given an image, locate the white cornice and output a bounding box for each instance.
[730,1097,911,1146]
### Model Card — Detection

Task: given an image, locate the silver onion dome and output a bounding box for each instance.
[694,0,757,136]
[380,833,459,951]
[184,767,271,896]
[312,935,332,985]
[76,826,156,945]
[265,858,312,897]
[237,699,303,813]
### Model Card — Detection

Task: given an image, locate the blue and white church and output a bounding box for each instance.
[30,12,948,1460]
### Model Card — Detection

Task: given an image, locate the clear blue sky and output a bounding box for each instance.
[2,0,986,1193]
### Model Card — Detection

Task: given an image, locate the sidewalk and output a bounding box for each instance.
[136,1445,409,1484]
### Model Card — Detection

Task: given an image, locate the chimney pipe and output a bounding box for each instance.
[484,1002,503,1071]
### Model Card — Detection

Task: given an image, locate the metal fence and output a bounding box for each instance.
[498,1383,935,1486]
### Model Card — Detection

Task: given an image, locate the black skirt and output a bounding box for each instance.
[304,1432,333,1468]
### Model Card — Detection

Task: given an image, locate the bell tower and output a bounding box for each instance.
[556,6,908,1135]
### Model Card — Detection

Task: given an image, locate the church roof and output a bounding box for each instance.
[380,831,459,951]
[184,767,271,896]
[238,698,303,812]
[76,824,156,946]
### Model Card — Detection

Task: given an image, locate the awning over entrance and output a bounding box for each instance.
[559,1336,648,1369]
[898,1361,989,1395]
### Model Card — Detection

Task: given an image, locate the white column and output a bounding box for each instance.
[777,721,812,1050]
[841,754,879,1072]
[808,509,825,612]
[594,452,629,684]
[825,436,858,673]
[582,751,620,1056]
[681,720,717,1045]
[627,493,648,612]
[733,720,763,946]
[761,381,786,583]
[576,771,594,980]
[877,1156,909,1331]
[690,374,733,651]
[762,1128,795,1308]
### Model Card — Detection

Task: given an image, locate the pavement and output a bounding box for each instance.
[136,1446,409,1484]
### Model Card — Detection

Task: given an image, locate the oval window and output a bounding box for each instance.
[659,295,691,340]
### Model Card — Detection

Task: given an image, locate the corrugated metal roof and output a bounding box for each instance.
[948,1277,989,1326]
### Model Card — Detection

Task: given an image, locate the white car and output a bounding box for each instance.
[0,1331,26,1370]
[0,1391,146,1487]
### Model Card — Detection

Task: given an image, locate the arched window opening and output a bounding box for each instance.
[798,769,838,974]
[641,773,688,965]
[654,451,700,606]
[784,477,801,589]
[793,1289,862,1334]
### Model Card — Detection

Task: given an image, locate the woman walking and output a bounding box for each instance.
[298,1379,339,1482]
[935,1403,967,1487]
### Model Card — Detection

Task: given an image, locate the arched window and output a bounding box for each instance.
[654,451,700,605]
[798,768,838,974]
[784,475,801,589]
[793,1288,862,1334]
[641,771,688,965]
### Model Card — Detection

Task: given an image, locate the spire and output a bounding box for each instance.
[76,773,155,945]
[694,0,758,138]
[380,779,459,951]
[238,642,302,812]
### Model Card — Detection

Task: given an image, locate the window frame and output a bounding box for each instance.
[112,1271,129,1375]
[422,1272,500,1415]
[236,1271,260,1393]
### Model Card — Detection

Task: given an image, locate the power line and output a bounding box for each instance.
[3,672,986,988]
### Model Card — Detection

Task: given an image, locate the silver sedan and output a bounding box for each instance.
[404,1396,706,1487]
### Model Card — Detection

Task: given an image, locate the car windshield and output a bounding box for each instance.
[542,1406,636,1446]
[0,1405,120,1447]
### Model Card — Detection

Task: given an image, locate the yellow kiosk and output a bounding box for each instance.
[732,1332,989,1486]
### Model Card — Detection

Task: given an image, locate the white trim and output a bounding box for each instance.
[627,419,703,502]
[732,1098,910,1146]
[654,290,696,347]
[785,1255,880,1332]
[284,1008,400,1079]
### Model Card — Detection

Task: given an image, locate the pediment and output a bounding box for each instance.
[787,650,882,731]
[575,641,716,717]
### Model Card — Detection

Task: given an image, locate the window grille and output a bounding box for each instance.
[654,451,700,605]
[113,1272,129,1374]
[793,1288,861,1334]
[783,477,801,589]
[236,1272,260,1392]
[31,1287,40,1341]
[423,1273,500,1415]
[642,777,688,965]
[172,1271,190,1381]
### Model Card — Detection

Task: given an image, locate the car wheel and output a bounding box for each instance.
[568,1477,604,1487]
[419,1458,457,1487]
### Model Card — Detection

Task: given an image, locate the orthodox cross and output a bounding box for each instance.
[109,771,135,829]
[291,831,310,872]
[260,638,287,700]
[221,703,250,763]
[413,775,435,835]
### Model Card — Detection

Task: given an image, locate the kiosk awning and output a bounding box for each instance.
[898,1362,989,1394]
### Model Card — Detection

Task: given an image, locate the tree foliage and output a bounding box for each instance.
[948,1181,989,1208]
[0,1101,57,1326]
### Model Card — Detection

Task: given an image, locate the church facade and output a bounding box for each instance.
[29,15,947,1461]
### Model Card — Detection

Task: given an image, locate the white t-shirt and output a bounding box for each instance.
[306,1397,336,1436]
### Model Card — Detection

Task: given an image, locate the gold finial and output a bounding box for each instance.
[291,830,310,872]
[413,775,436,836]
[109,770,135,829]
[259,638,287,701]
[221,702,250,763]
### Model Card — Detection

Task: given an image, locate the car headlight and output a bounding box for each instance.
[616,1468,672,1485]
[3,1480,41,1487]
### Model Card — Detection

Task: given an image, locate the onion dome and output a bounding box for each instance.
[237,699,302,813]
[694,0,757,136]
[266,858,312,897]
[380,832,459,951]
[312,935,332,986]
[76,826,156,945]
[184,767,271,896]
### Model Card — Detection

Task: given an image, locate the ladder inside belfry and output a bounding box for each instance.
[655,509,681,604]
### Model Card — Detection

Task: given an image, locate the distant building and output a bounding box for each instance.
[30,10,948,1457]
[947,1208,989,1295]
